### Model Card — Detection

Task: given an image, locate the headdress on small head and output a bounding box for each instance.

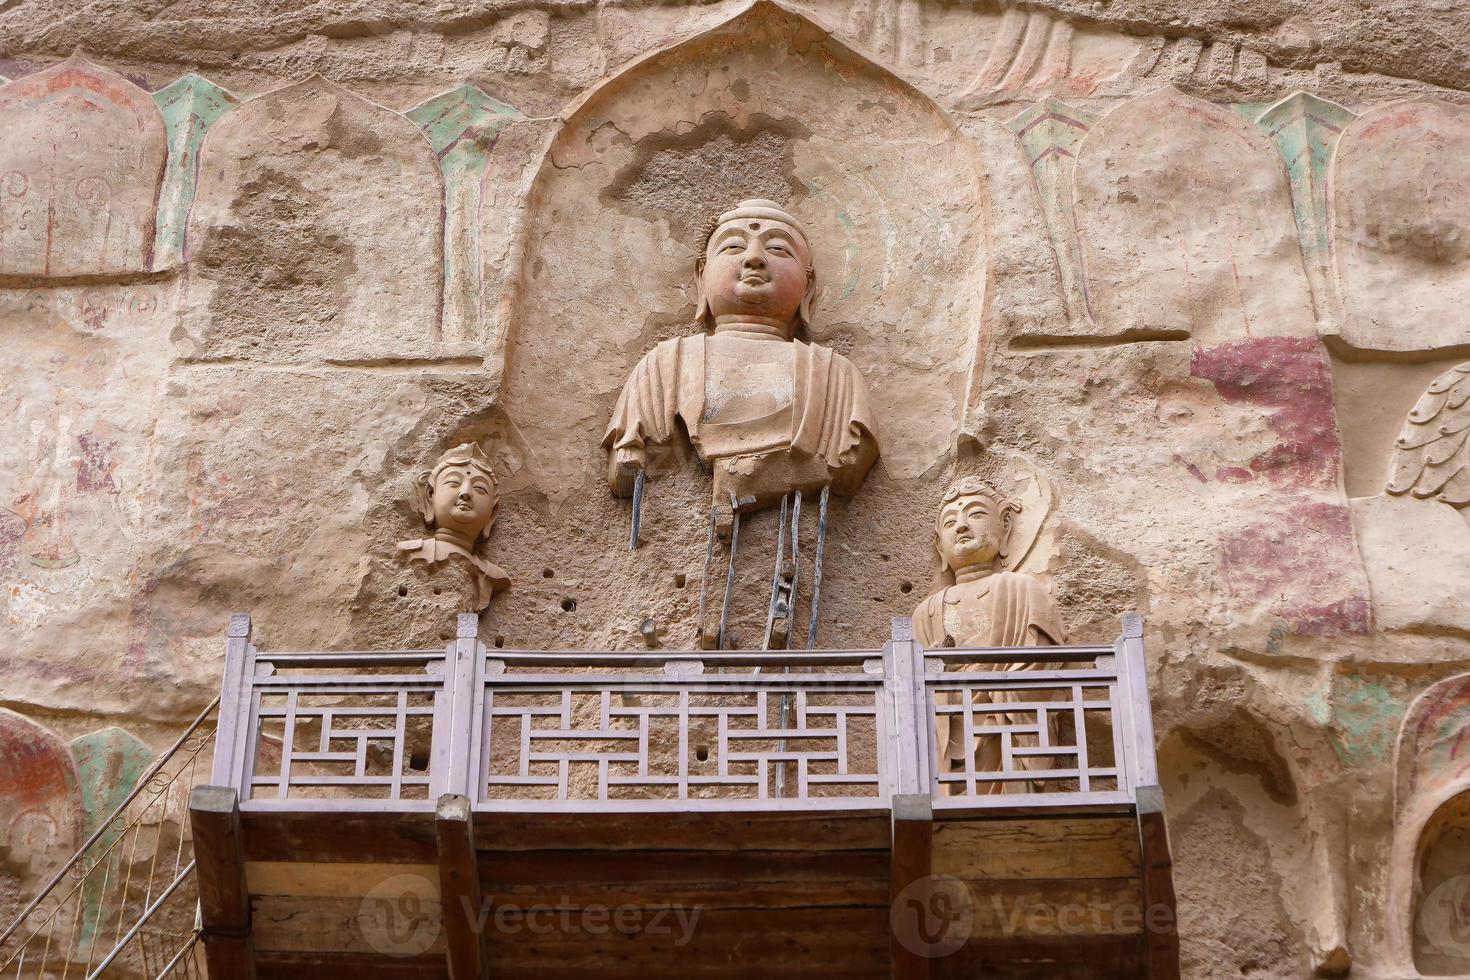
[415,443,500,538]
[935,476,1021,572]
[695,198,817,331]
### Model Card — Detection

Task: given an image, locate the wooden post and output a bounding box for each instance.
[1119,612,1159,788]
[1136,785,1181,980]
[189,785,254,980]
[889,793,933,980]
[211,613,254,790]
[434,614,481,800]
[436,793,485,980]
[885,618,929,797]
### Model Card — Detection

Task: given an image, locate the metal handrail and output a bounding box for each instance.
[0,696,218,949]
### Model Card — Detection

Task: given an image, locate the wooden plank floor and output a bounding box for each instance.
[230,806,1169,979]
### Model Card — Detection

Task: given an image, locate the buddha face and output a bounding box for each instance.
[937,493,1008,573]
[701,217,812,328]
[429,463,496,541]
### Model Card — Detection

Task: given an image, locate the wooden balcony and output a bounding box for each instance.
[190,613,1179,980]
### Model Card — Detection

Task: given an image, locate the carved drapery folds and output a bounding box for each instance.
[0,53,167,277]
[1330,99,1470,354]
[1352,362,1470,634]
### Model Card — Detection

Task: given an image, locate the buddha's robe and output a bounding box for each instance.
[396,537,511,612]
[603,332,878,505]
[912,571,1067,795]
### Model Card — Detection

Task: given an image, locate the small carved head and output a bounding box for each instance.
[415,443,499,551]
[695,199,816,335]
[934,477,1020,576]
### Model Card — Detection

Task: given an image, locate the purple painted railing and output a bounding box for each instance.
[211,613,1158,814]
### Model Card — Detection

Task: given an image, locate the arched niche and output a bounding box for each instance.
[180,76,444,364]
[0,52,167,277]
[0,708,82,882]
[1390,675,1470,974]
[1073,87,1315,344]
[1413,790,1470,975]
[495,0,989,500]
[1330,99,1470,355]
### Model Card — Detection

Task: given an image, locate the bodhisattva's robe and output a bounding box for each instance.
[912,571,1067,795]
[602,333,879,505]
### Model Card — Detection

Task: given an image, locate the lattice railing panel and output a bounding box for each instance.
[925,655,1130,807]
[479,677,886,808]
[208,613,1160,816]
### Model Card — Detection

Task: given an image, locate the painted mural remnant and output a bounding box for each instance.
[1191,336,1372,637]
[67,728,155,958]
[1255,93,1355,323]
[1074,86,1315,344]
[408,84,522,345]
[1008,98,1096,329]
[68,727,154,836]
[0,709,82,882]
[0,52,167,277]
[153,74,239,270]
[1330,99,1470,353]
[182,76,444,362]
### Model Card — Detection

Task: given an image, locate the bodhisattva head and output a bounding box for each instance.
[695,199,816,336]
[416,443,499,553]
[935,477,1020,578]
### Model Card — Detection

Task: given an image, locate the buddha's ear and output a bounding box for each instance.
[694,254,711,327]
[997,503,1018,560]
[798,266,817,331]
[414,471,435,526]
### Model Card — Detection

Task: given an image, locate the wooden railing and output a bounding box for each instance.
[211,612,1158,814]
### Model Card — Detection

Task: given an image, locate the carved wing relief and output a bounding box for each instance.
[1387,363,1470,505]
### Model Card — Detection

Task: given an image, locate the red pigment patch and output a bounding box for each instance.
[1218,500,1371,637]
[0,511,22,575]
[0,712,79,811]
[75,431,120,495]
[1191,337,1343,491]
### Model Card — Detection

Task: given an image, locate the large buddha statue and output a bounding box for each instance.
[603,200,879,523]
[912,477,1067,794]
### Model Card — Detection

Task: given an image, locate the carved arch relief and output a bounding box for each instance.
[180,76,444,363]
[1388,675,1470,975]
[1330,99,1470,354]
[0,52,167,277]
[0,709,82,881]
[498,0,988,498]
[1072,87,1315,344]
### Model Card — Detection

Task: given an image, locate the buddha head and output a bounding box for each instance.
[695,199,816,336]
[935,477,1020,577]
[414,443,499,553]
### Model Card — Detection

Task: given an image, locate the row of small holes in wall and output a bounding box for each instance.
[396,584,444,597]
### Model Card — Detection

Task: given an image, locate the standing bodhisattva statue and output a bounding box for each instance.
[912,477,1066,794]
[604,200,880,649]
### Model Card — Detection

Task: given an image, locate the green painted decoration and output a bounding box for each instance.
[1008,97,1098,326]
[408,84,522,344]
[1255,92,1356,255]
[152,73,240,268]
